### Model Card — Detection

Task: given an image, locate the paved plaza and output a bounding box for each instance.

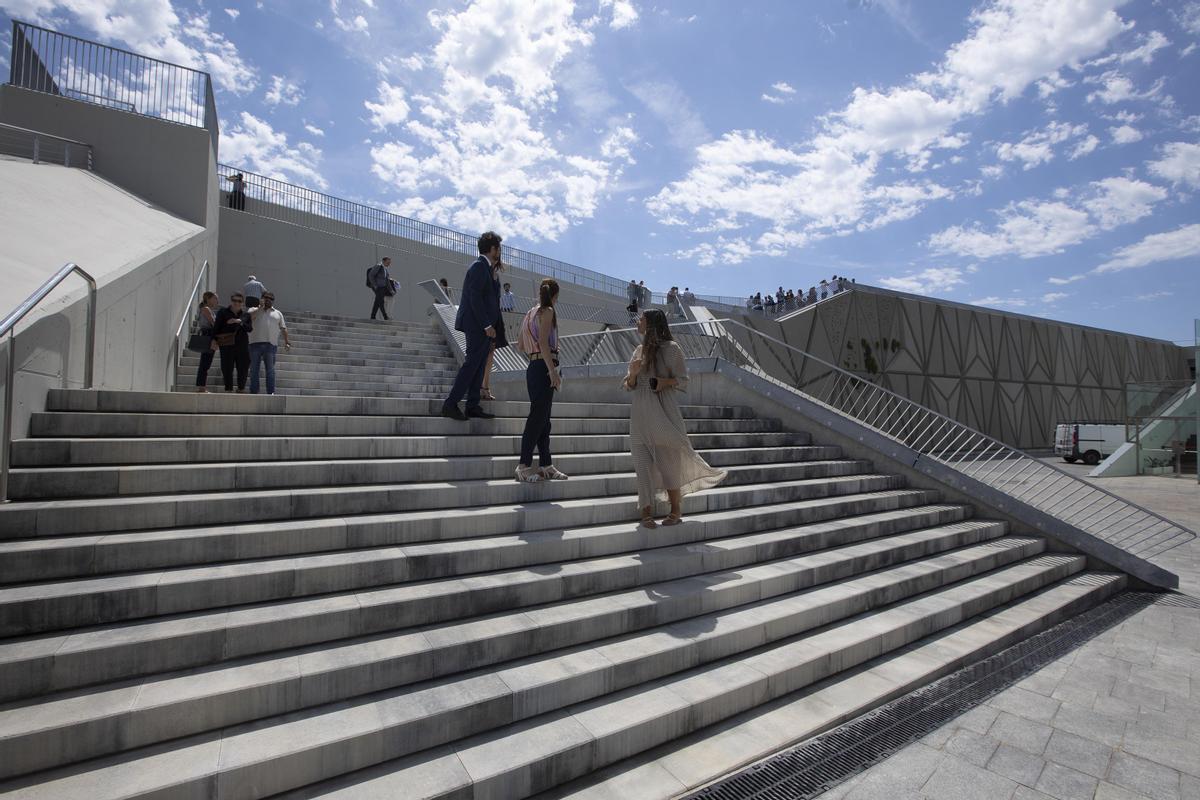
[817,466,1200,800]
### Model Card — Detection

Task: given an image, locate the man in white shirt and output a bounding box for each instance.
[246,292,291,395]
[500,282,516,312]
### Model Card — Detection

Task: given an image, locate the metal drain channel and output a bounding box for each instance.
[687,591,1195,800]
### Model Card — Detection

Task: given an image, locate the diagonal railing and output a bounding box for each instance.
[506,317,1195,565]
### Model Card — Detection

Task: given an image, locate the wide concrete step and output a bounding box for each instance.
[281,321,448,341]
[0,484,942,636]
[12,432,818,467]
[0,523,1017,779]
[183,376,458,395]
[285,313,440,333]
[29,411,779,440]
[183,348,460,370]
[0,491,943,698]
[173,385,452,400]
[0,463,897,540]
[8,447,847,500]
[247,338,454,359]
[180,355,462,380]
[0,554,1088,799]
[44,390,756,420]
[538,572,1127,800]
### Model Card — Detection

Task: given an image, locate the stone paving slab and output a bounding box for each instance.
[815,469,1200,800]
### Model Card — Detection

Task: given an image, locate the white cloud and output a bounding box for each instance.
[1171,2,1200,36]
[1068,134,1100,160]
[929,176,1166,259]
[647,0,1130,262]
[1088,30,1170,66]
[264,75,303,107]
[772,81,796,95]
[362,0,638,242]
[1109,124,1143,144]
[994,121,1088,169]
[1147,142,1200,188]
[220,112,326,189]
[224,8,239,20]
[762,93,787,105]
[969,296,1029,308]
[878,266,964,295]
[1135,291,1171,301]
[762,81,797,105]
[8,1,258,95]
[600,0,639,30]
[1041,291,1069,303]
[1085,70,1161,105]
[1095,224,1200,273]
[364,81,410,130]
[335,14,368,33]
[628,78,710,150]
[1048,274,1085,285]
[304,123,325,137]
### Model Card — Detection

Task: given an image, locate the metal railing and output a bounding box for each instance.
[0,121,93,169]
[9,21,218,151]
[1,262,96,502]
[168,261,211,389]
[517,318,1196,562]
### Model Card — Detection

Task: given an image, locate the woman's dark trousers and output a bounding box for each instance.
[195,348,216,387]
[520,360,555,467]
[219,342,250,391]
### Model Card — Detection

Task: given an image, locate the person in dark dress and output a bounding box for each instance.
[480,259,509,401]
[213,293,252,393]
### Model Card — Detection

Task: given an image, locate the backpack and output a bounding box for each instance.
[517,306,541,355]
[365,264,385,289]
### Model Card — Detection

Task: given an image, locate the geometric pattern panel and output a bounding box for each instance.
[759,286,1190,450]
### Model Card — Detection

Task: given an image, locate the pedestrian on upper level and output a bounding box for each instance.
[246,292,291,395]
[440,278,453,302]
[819,279,829,300]
[623,309,725,528]
[226,172,246,211]
[638,280,650,310]
[441,231,502,421]
[243,275,266,309]
[194,291,219,393]
[500,282,516,312]
[628,279,640,313]
[682,288,696,305]
[213,293,252,393]
[807,286,817,304]
[515,278,567,483]
[367,257,393,321]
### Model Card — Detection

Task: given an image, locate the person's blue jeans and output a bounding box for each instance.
[249,342,278,394]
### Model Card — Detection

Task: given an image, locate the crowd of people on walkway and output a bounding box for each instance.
[748,275,853,313]
[439,232,726,526]
[191,275,292,394]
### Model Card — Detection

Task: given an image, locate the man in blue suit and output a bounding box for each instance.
[441,231,502,421]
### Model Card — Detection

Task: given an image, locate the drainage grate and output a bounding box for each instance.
[687,590,1186,800]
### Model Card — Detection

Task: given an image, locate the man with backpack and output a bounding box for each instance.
[366,257,394,320]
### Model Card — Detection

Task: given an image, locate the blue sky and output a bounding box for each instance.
[2,0,1198,342]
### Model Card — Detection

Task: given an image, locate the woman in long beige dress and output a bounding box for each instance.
[623,309,727,528]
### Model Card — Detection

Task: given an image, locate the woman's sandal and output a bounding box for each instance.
[515,465,543,483]
[480,389,496,401]
[661,512,683,526]
[640,514,658,529]
[539,465,570,481]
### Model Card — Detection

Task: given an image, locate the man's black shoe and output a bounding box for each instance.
[441,405,468,421]
[465,407,496,419]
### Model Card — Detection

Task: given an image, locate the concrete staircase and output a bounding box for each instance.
[0,314,1125,799]
[174,311,457,398]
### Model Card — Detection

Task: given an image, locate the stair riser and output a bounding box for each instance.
[0,470,895,634]
[180,359,462,380]
[29,415,777,440]
[0,489,934,699]
[0,523,1012,778]
[8,451,854,500]
[184,378,458,394]
[12,434,820,467]
[44,390,755,420]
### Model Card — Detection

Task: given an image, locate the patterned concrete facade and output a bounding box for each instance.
[733,287,1190,452]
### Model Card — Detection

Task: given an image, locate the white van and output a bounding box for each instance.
[1054,423,1127,465]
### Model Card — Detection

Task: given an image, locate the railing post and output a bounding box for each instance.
[32,135,39,164]
[1,329,13,502]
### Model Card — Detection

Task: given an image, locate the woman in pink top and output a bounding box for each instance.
[516,279,568,483]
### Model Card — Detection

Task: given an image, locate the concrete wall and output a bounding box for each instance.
[216,203,634,324]
[0,85,218,228]
[730,287,1191,451]
[0,86,220,439]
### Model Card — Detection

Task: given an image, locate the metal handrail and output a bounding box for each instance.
[529,317,1197,561]
[0,121,94,169]
[1,262,96,502]
[168,261,211,389]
